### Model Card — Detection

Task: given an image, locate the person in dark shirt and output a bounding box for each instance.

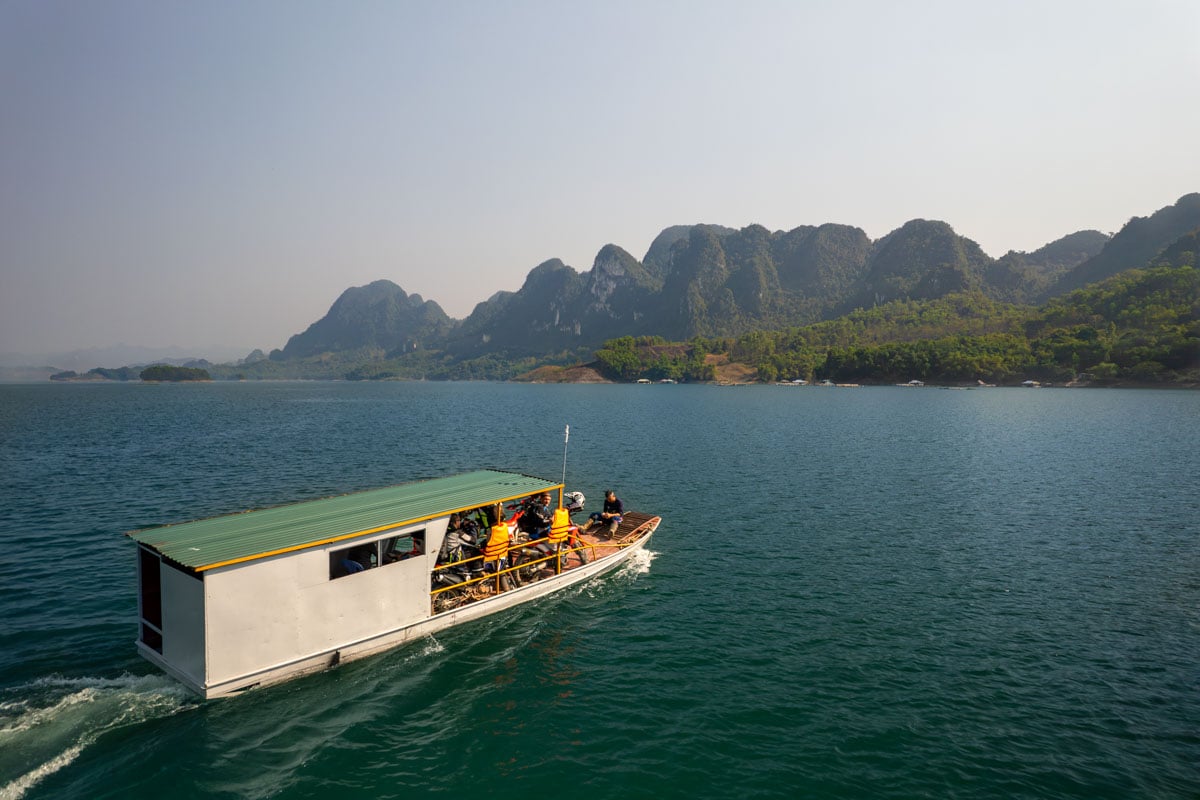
[587,489,623,538]
[525,492,554,540]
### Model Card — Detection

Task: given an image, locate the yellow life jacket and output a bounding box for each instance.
[482,521,510,562]
[548,507,571,544]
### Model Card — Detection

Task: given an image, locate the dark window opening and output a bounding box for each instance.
[139,547,162,628]
[329,529,426,580]
[382,530,425,564]
[141,623,163,654]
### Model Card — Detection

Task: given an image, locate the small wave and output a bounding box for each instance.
[0,701,29,717]
[0,673,196,800]
[564,548,658,603]
[0,744,83,800]
[624,547,657,576]
[601,547,656,587]
[414,635,445,658]
[0,689,98,737]
[24,673,194,699]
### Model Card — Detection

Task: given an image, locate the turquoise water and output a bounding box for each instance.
[1,382,1197,799]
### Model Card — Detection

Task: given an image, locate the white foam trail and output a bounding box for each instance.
[0,674,196,800]
[624,547,657,576]
[26,673,192,697]
[566,547,658,602]
[415,635,445,657]
[605,547,656,585]
[0,689,97,737]
[0,744,83,800]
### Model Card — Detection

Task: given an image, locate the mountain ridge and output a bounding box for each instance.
[19,195,1195,373]
[271,193,1199,365]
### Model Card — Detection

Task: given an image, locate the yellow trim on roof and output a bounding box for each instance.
[127,470,564,571]
[195,488,561,571]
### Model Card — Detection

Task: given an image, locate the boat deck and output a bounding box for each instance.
[565,510,658,567]
[432,510,658,612]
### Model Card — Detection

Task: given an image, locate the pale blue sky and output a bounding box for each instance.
[2,0,1198,356]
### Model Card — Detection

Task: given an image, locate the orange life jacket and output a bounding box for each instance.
[548,507,571,544]
[482,521,510,561]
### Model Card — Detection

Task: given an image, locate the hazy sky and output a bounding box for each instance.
[2,0,1198,356]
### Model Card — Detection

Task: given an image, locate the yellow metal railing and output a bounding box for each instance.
[428,515,659,611]
[429,536,616,604]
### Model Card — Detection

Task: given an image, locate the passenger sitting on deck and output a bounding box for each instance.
[587,490,623,537]
[439,512,478,565]
[525,492,554,540]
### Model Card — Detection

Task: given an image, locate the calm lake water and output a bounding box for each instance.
[1,382,1197,799]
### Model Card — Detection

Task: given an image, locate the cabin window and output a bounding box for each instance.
[329,529,426,580]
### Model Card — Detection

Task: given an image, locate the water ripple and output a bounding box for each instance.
[1,384,1197,798]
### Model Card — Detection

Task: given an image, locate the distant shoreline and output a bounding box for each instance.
[4,374,1195,390]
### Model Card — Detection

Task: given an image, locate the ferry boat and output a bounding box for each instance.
[128,470,659,699]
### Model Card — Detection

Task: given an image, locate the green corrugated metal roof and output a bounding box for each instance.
[127,470,560,571]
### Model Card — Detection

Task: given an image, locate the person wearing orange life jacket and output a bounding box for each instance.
[482,512,511,563]
[482,505,514,590]
[547,504,573,571]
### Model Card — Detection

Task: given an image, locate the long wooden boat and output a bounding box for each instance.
[127,470,659,699]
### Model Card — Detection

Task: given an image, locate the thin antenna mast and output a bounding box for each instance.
[561,424,570,488]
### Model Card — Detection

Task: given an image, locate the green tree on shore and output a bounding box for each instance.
[140,365,211,382]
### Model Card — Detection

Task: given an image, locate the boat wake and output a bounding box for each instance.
[623,547,657,576]
[0,674,196,800]
[414,635,445,658]
[563,548,658,606]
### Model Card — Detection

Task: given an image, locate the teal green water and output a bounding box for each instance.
[1,382,1197,799]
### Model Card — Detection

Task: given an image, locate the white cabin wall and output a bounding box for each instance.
[424,519,447,566]
[160,564,205,684]
[204,519,448,687]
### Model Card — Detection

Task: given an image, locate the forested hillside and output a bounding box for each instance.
[588,265,1199,386]
[1050,193,1200,297]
